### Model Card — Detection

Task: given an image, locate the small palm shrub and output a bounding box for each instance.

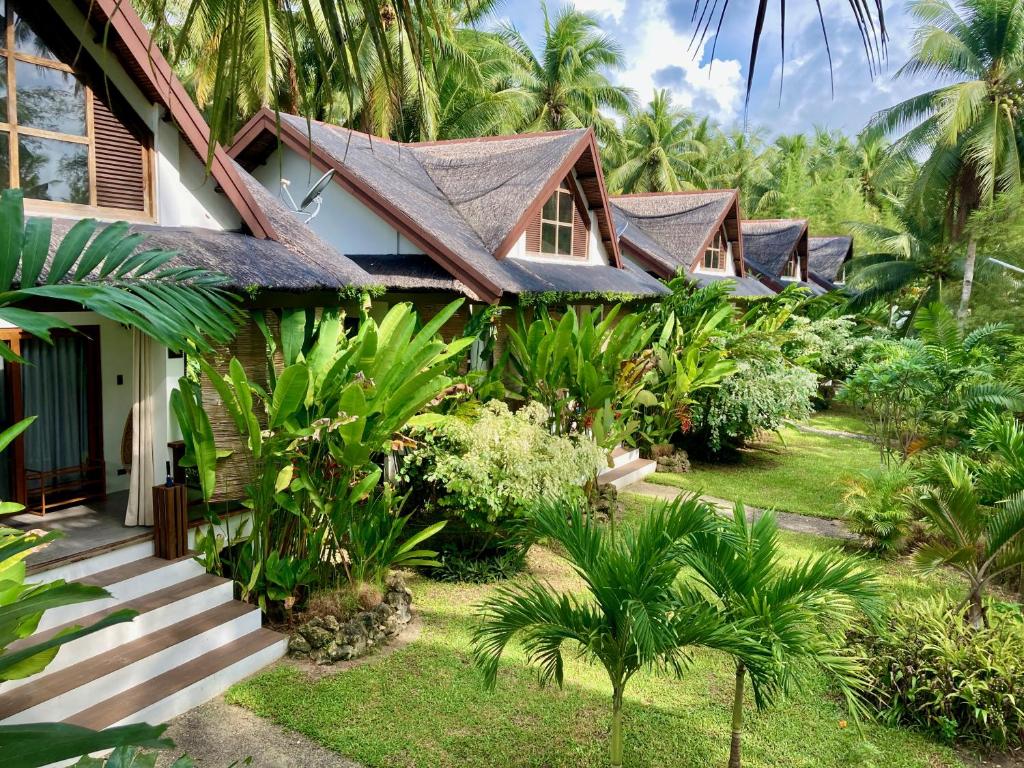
[400,400,605,560]
[842,463,921,555]
[852,597,1024,749]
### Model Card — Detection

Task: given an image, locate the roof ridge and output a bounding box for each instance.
[611,189,737,199]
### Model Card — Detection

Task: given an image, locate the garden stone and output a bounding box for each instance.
[288,635,312,656]
[299,622,334,649]
[320,614,340,632]
[324,640,355,663]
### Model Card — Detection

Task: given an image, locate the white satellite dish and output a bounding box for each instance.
[280,169,336,223]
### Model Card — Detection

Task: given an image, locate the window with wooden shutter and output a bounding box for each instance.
[526,176,589,259]
[0,3,152,216]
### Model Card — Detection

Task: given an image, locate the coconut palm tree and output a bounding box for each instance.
[679,508,882,768]
[605,91,710,194]
[915,452,1024,628]
[871,0,1024,325]
[473,496,768,768]
[496,5,636,141]
[845,194,954,319]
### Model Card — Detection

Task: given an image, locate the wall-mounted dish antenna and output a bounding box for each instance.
[281,169,335,223]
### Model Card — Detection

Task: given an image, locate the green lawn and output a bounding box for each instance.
[806,404,875,436]
[648,424,879,519]
[228,520,964,768]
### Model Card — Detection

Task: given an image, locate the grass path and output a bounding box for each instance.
[650,422,879,520]
[228,508,963,768]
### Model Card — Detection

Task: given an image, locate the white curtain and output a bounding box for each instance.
[126,329,155,526]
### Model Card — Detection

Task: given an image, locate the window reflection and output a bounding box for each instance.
[15,61,85,135]
[18,135,88,203]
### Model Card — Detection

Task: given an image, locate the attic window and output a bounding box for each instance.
[0,4,151,214]
[702,227,728,271]
[526,179,589,260]
[783,250,801,279]
[540,186,575,256]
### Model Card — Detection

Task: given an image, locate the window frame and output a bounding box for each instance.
[0,7,153,218]
[538,184,577,258]
[782,250,801,279]
[701,226,729,272]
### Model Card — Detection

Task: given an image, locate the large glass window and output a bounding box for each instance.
[539,185,576,257]
[0,2,91,205]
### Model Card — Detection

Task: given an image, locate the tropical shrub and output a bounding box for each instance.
[399,400,605,556]
[177,301,467,612]
[431,547,529,584]
[505,304,653,449]
[853,597,1024,750]
[842,463,921,555]
[690,356,817,453]
[785,315,873,397]
[842,303,1024,460]
[913,453,1024,628]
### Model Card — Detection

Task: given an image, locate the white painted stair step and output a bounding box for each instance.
[608,445,640,469]
[598,458,658,490]
[30,539,156,586]
[37,555,204,632]
[0,601,262,724]
[65,629,288,730]
[0,574,233,692]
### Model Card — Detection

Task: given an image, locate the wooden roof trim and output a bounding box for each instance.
[494,129,622,267]
[85,0,274,240]
[685,189,743,275]
[231,109,503,303]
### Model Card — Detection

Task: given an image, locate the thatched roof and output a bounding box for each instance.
[741,219,808,279]
[44,218,371,293]
[348,254,466,293]
[231,111,645,301]
[503,257,669,297]
[808,235,853,284]
[610,191,740,278]
[412,132,585,255]
[692,272,777,297]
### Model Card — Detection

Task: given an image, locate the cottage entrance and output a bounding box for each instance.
[0,325,105,514]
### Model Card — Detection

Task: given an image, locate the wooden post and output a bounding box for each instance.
[153,484,188,559]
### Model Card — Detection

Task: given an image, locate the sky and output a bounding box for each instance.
[493,0,935,138]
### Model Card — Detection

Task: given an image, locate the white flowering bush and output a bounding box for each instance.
[400,400,606,534]
[786,315,874,386]
[692,357,817,452]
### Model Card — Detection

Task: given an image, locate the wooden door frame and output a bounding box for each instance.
[0,325,105,507]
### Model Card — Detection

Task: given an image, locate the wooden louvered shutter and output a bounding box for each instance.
[572,199,589,259]
[525,208,542,253]
[92,93,149,212]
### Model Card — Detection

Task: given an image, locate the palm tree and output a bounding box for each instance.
[915,453,1024,628]
[473,496,768,768]
[496,5,636,141]
[845,194,953,319]
[680,508,882,768]
[871,0,1024,325]
[320,0,509,141]
[605,91,709,194]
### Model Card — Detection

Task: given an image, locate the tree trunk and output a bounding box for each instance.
[728,663,745,768]
[957,237,977,327]
[610,687,624,768]
[966,587,987,630]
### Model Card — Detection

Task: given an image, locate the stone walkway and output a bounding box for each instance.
[155,698,363,768]
[624,480,857,541]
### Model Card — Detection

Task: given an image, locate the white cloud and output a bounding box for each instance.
[611,0,743,123]
[571,0,627,23]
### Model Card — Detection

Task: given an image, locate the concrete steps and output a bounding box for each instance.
[597,445,657,490]
[0,544,286,729]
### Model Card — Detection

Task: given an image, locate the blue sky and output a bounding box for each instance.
[491,0,934,137]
